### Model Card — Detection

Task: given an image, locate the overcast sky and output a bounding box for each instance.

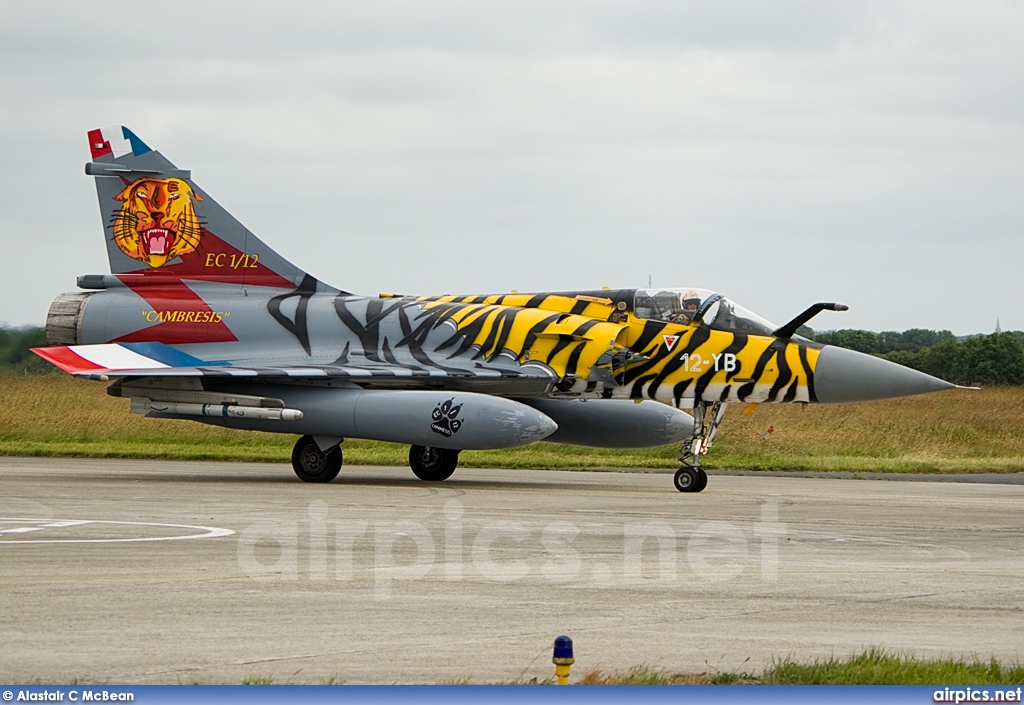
[1,1,1021,335]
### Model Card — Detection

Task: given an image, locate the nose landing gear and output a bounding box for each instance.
[674,401,727,493]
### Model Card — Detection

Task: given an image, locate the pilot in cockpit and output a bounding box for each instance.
[670,290,702,324]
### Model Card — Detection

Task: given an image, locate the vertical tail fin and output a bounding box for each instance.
[86,126,336,292]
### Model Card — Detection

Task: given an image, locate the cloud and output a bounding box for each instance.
[1,1,1021,333]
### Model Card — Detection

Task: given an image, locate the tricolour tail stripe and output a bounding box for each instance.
[32,346,105,374]
[31,343,220,375]
[117,342,227,368]
[33,345,168,373]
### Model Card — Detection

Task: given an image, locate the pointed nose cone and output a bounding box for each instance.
[814,345,955,403]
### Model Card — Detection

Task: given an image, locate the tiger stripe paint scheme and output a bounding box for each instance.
[42,287,819,408]
[33,126,959,489]
[408,291,820,407]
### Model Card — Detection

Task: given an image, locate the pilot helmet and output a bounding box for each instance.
[681,290,701,313]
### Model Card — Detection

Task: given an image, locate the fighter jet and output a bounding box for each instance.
[32,126,958,492]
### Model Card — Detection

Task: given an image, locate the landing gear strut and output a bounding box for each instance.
[674,401,727,493]
[291,435,343,483]
[409,445,459,481]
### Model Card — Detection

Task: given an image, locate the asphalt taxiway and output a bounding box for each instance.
[1,457,1022,683]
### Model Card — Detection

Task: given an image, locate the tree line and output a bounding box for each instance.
[3,324,1023,384]
[803,327,1024,386]
[0,326,51,374]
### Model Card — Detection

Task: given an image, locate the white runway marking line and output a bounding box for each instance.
[0,517,235,544]
[0,520,95,534]
[0,518,96,532]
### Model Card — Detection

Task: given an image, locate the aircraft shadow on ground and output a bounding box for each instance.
[22,469,618,493]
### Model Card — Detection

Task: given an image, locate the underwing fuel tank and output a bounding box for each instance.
[517,398,695,448]
[196,386,557,450]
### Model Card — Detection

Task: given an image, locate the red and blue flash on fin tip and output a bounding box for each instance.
[88,126,151,161]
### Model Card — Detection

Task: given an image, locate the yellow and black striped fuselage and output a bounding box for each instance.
[416,290,820,406]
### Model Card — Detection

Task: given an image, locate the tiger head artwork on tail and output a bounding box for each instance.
[112,177,203,268]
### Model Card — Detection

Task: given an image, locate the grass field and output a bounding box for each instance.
[2,375,1023,472]
[235,649,1024,684]
[573,648,1024,685]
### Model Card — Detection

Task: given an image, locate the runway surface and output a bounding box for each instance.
[1,456,1022,684]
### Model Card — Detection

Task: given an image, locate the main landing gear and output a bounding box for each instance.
[674,401,728,493]
[409,445,460,481]
[290,437,462,484]
[291,435,343,483]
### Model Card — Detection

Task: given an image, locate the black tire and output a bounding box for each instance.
[694,467,708,492]
[674,466,703,493]
[409,445,459,481]
[291,435,342,483]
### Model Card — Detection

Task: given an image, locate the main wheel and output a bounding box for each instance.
[674,466,707,493]
[409,445,459,481]
[291,435,342,483]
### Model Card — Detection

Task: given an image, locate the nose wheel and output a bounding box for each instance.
[674,466,708,493]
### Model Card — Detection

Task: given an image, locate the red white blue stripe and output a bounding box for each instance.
[31,343,221,375]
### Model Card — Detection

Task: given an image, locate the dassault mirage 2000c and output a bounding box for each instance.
[33,126,959,492]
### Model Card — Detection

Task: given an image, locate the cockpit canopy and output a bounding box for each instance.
[632,288,778,337]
